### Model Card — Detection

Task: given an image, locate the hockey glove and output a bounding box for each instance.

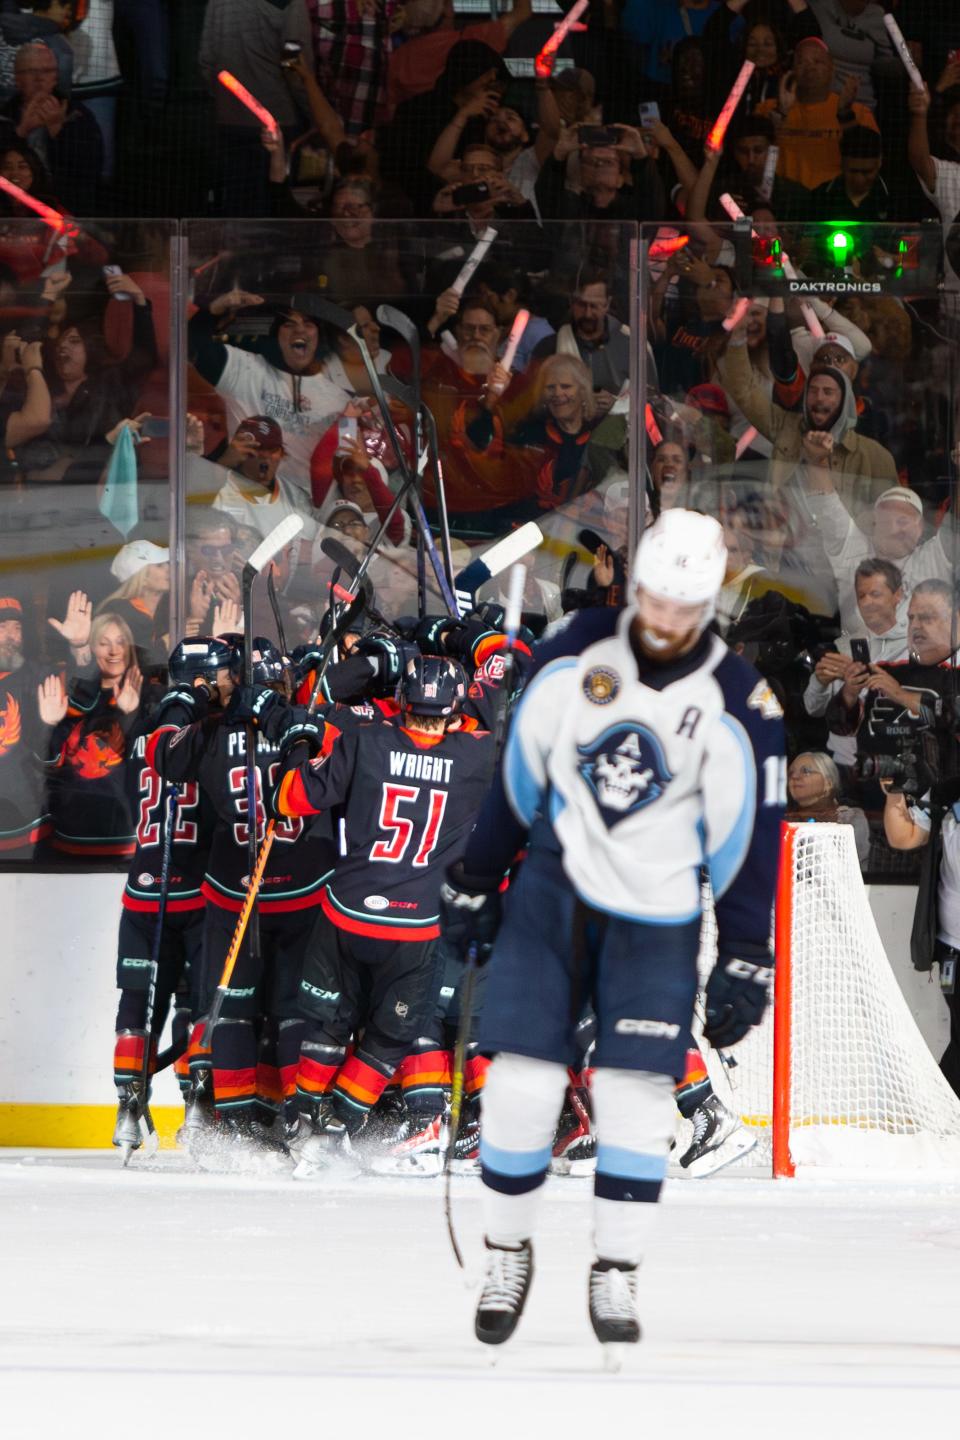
[702,947,774,1049]
[156,682,210,723]
[439,861,503,967]
[354,634,418,695]
[230,683,286,737]
[413,614,457,655]
[277,707,327,761]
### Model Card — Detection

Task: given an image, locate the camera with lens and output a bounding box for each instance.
[857,726,939,798]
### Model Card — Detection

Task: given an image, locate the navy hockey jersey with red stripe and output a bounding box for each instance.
[122,709,216,913]
[276,715,494,941]
[147,711,336,914]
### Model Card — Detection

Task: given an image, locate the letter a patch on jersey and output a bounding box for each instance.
[577,723,672,828]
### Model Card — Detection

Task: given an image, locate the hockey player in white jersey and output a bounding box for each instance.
[440,509,785,1349]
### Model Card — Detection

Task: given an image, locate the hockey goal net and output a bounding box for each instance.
[699,822,960,1176]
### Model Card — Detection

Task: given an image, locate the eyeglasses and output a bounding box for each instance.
[581,155,618,170]
[458,323,496,338]
[334,204,372,219]
[330,518,366,533]
[790,766,819,777]
[197,542,234,558]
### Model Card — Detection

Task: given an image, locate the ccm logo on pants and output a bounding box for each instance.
[614,1018,681,1038]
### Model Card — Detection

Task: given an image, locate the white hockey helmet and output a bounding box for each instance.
[631,509,727,621]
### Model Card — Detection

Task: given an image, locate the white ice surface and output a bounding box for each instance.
[2,1151,960,1440]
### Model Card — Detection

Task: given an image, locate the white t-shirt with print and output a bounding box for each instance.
[216,346,350,496]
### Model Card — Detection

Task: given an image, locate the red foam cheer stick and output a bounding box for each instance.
[706,61,755,153]
[0,176,72,233]
[535,0,589,78]
[218,70,279,136]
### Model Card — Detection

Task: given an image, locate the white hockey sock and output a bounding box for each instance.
[592,1069,677,1266]
[480,1052,568,1247]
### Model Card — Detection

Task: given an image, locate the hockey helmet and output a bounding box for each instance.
[168,635,238,685]
[228,635,289,687]
[400,655,467,717]
[631,509,727,618]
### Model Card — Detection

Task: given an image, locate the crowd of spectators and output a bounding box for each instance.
[1,1,960,875]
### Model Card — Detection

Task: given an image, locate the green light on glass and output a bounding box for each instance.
[829,230,854,261]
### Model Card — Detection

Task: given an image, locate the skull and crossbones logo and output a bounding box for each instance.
[577,724,672,828]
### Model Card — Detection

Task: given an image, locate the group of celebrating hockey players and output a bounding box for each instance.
[110,507,785,1352]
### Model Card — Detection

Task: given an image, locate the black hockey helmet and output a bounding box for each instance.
[400,655,467,717]
[227,635,289,687]
[168,635,237,685]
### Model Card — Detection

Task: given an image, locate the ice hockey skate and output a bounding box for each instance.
[549,1089,596,1176]
[448,1101,481,1176]
[589,1260,640,1346]
[194,1111,293,1175]
[291,1101,361,1181]
[112,1086,142,1165]
[370,1112,446,1176]
[474,1239,534,1345]
[678,1094,757,1177]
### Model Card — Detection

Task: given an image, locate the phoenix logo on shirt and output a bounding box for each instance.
[0,692,21,755]
[577,723,672,828]
[64,720,125,780]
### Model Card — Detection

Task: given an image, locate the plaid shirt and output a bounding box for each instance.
[307,0,395,136]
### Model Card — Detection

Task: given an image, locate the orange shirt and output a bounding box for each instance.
[776,97,878,191]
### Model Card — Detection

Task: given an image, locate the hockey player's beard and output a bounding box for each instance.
[633,621,701,664]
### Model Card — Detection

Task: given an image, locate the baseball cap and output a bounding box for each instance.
[235,415,284,451]
[110,540,170,582]
[814,332,856,361]
[874,487,923,514]
[686,383,730,418]
[326,501,367,526]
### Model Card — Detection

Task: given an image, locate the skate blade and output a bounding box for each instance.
[448,1157,480,1177]
[140,1126,160,1158]
[602,1344,628,1373]
[370,1151,443,1177]
[292,1151,361,1182]
[118,1140,136,1167]
[683,1127,758,1178]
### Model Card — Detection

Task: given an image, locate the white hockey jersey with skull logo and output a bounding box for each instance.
[496,608,785,942]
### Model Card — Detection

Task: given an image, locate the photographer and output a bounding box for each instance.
[882,781,960,1099]
[825,580,960,784]
[803,557,908,778]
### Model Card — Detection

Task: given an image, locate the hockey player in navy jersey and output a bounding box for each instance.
[440,509,786,1349]
[271,653,497,1177]
[147,636,336,1153]
[110,639,223,1155]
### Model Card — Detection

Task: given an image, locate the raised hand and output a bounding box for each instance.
[48,590,93,651]
[212,596,242,635]
[37,673,67,726]
[115,665,143,715]
[208,288,265,317]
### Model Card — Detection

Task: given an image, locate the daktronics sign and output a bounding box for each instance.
[786,280,883,294]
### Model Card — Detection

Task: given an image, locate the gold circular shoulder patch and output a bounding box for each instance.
[583,666,621,705]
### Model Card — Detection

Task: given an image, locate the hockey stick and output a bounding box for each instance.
[267,568,288,657]
[453,522,543,619]
[311,298,458,614]
[203,516,304,1055]
[123,782,179,1164]
[375,304,428,617]
[444,944,477,1271]
[202,583,368,1052]
[444,565,526,1265]
[377,303,458,607]
[319,537,401,635]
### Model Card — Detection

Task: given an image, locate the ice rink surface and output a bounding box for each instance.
[2,1150,959,1440]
